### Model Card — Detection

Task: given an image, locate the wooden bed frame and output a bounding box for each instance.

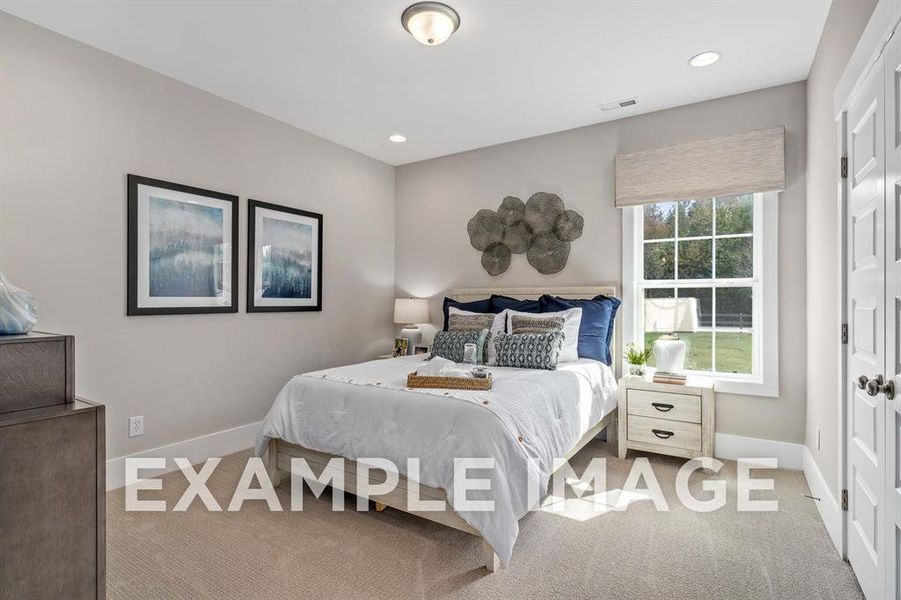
[265,285,618,572]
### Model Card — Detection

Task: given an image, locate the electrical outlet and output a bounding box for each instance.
[129,415,144,438]
[816,427,821,450]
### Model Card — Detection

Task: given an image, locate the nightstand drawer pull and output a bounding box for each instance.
[652,429,674,439]
[651,402,674,412]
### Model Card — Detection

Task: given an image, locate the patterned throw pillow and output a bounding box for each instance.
[494,331,565,370]
[448,313,495,332]
[510,314,565,335]
[430,329,490,364]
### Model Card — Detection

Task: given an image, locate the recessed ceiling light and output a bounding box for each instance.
[389,134,407,143]
[402,2,460,46]
[688,51,721,68]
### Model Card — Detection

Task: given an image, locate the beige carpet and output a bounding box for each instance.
[107,441,862,599]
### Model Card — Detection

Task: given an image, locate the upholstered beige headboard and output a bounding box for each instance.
[450,285,619,369]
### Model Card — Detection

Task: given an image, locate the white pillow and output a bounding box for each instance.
[506,307,582,363]
[448,306,508,365]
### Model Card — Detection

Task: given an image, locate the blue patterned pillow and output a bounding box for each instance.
[430,329,490,364]
[494,331,564,370]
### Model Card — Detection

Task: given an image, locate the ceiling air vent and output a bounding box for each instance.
[599,97,638,111]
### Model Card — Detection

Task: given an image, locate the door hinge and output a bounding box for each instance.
[840,156,848,179]
[841,489,848,511]
[841,323,848,344]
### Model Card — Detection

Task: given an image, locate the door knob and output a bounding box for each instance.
[865,375,896,400]
[858,375,870,390]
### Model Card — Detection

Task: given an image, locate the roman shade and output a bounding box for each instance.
[614,127,785,207]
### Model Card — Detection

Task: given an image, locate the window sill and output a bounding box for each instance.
[689,374,778,398]
[638,368,778,397]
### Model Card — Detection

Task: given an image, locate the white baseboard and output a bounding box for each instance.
[106,421,261,491]
[803,446,843,555]
[714,432,804,470]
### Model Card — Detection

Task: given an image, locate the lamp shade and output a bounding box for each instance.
[394,298,429,324]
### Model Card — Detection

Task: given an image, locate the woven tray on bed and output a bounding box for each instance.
[406,372,492,390]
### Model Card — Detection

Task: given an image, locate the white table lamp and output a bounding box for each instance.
[394,298,429,354]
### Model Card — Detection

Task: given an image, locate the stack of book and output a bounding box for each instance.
[653,371,687,385]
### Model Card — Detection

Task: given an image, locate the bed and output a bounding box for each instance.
[257,286,619,572]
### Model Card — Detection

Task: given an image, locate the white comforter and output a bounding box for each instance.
[255,356,617,564]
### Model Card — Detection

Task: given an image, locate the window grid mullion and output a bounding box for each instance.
[673,204,680,280]
[711,198,717,372]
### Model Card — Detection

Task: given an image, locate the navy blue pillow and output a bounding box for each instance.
[442,297,493,331]
[541,294,621,365]
[488,294,543,314]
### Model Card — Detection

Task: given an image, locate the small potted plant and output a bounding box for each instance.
[623,344,652,376]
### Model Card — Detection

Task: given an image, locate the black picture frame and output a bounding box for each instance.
[127,174,239,316]
[247,199,323,312]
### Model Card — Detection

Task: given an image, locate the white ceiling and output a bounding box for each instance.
[1,0,831,166]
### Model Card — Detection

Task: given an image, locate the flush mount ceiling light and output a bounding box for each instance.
[389,134,407,143]
[402,2,460,46]
[688,51,721,68]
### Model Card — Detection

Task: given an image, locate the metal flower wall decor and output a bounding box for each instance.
[467,192,583,275]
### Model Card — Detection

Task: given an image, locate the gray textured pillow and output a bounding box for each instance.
[448,312,495,332]
[510,314,565,335]
[430,329,490,364]
[494,331,564,370]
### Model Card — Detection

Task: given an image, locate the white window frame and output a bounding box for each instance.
[621,192,779,397]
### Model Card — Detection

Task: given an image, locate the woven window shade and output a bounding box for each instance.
[614,127,785,207]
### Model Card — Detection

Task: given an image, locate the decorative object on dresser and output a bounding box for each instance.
[617,375,714,461]
[394,297,429,353]
[0,272,37,334]
[127,174,239,315]
[412,344,430,355]
[247,200,323,312]
[466,192,584,275]
[0,332,105,599]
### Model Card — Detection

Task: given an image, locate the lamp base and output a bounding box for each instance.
[653,337,686,373]
[400,325,422,355]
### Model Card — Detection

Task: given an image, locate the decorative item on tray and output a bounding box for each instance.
[0,272,37,335]
[653,371,687,385]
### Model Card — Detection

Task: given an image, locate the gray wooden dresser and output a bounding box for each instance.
[0,332,105,600]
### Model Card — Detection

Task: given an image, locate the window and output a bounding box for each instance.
[624,192,778,395]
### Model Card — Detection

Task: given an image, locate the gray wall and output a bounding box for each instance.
[397,82,808,443]
[0,14,397,460]
[804,0,877,496]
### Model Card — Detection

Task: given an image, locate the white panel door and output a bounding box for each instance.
[846,52,886,600]
[884,29,901,600]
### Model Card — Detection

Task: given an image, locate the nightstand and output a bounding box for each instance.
[617,375,715,461]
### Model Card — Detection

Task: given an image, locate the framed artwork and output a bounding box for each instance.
[413,344,430,356]
[127,174,238,315]
[247,200,323,312]
[393,338,408,357]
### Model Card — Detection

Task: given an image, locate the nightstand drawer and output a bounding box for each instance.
[627,389,701,423]
[627,415,702,451]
